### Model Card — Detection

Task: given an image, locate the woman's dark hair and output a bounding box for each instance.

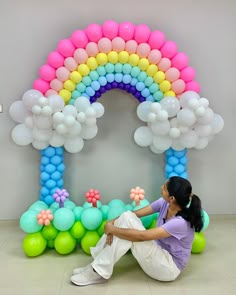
[166,176,203,232]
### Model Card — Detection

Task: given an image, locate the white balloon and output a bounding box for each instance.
[53,112,65,124]
[151,120,170,135]
[74,96,91,112]
[32,140,49,150]
[22,89,43,110]
[160,96,180,117]
[41,106,52,116]
[179,91,200,108]
[194,124,212,137]
[153,135,172,150]
[62,105,78,117]
[91,102,105,118]
[32,128,52,141]
[149,145,164,154]
[188,98,200,110]
[85,117,97,126]
[33,115,53,129]
[177,109,196,126]
[134,126,153,147]
[64,115,76,127]
[38,97,48,107]
[64,137,84,153]
[199,97,209,108]
[68,121,82,136]
[170,118,179,127]
[195,137,209,149]
[136,101,152,121]
[49,131,65,147]
[56,124,68,135]
[24,116,34,129]
[85,107,96,118]
[80,125,98,139]
[179,125,189,133]
[210,114,224,134]
[171,139,185,151]
[47,95,65,112]
[179,130,198,148]
[150,102,161,113]
[77,112,86,123]
[11,124,33,145]
[9,101,31,123]
[197,108,214,125]
[32,105,41,115]
[195,106,206,117]
[169,128,181,138]
[147,112,156,122]
[156,110,168,121]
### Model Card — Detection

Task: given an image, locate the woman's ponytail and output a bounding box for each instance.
[188,194,203,232]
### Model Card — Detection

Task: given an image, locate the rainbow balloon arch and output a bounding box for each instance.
[9,20,224,257]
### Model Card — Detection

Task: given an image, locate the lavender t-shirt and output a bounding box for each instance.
[151,198,194,271]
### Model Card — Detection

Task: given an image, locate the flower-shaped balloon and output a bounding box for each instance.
[130,186,145,206]
[85,189,100,207]
[53,188,69,208]
[37,209,53,226]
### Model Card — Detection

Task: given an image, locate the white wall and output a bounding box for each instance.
[0,0,235,219]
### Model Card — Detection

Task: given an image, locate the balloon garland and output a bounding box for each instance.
[10,20,223,257]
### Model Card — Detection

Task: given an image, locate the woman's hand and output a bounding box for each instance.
[104,221,115,245]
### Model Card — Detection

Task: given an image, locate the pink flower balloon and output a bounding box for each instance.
[102,20,119,40]
[118,21,135,41]
[70,30,88,48]
[148,30,166,49]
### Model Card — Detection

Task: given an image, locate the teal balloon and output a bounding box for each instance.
[101,205,109,219]
[81,207,103,230]
[73,206,84,221]
[109,199,125,208]
[64,200,76,210]
[107,206,126,221]
[133,199,152,228]
[28,201,48,213]
[201,210,210,231]
[20,210,43,233]
[131,199,150,208]
[83,201,102,209]
[125,204,134,211]
[50,202,59,211]
[53,208,75,231]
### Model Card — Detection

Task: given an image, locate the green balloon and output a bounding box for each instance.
[191,232,206,254]
[54,231,76,255]
[70,221,86,239]
[42,224,58,240]
[81,207,103,230]
[47,240,55,249]
[23,232,47,257]
[97,220,106,236]
[53,208,75,231]
[20,210,43,233]
[81,231,100,255]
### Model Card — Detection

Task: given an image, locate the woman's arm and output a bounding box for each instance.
[133,205,154,218]
[104,223,171,242]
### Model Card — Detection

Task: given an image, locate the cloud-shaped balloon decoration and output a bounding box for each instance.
[9,89,104,153]
[134,91,224,153]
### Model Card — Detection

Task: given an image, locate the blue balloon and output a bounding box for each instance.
[45,164,56,174]
[98,76,107,86]
[45,179,56,189]
[137,72,147,82]
[41,172,50,182]
[86,86,95,97]
[123,74,132,84]
[141,88,150,98]
[43,147,56,158]
[131,66,140,77]
[41,156,50,165]
[136,82,145,91]
[114,73,123,83]
[51,171,61,181]
[144,77,153,87]
[130,78,138,86]
[91,81,100,91]
[106,73,115,83]
[174,164,185,174]
[167,156,179,166]
[50,155,62,166]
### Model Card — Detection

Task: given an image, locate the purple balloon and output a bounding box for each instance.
[105,84,112,90]
[124,84,130,91]
[112,82,118,88]
[130,86,136,94]
[135,91,141,98]
[100,86,106,94]
[90,96,97,102]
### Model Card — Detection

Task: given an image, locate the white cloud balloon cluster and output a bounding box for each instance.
[9,89,104,153]
[134,91,224,153]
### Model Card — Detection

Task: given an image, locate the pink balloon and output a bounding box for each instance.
[134,24,151,43]
[64,57,78,71]
[160,41,178,59]
[136,43,151,57]
[125,40,138,54]
[56,67,70,81]
[74,48,88,64]
[39,64,56,81]
[171,52,189,70]
[86,42,99,57]
[180,66,196,82]
[47,51,64,69]
[158,57,171,71]
[98,37,112,53]
[85,23,103,42]
[112,37,125,52]
[33,79,50,95]
[118,22,135,41]
[148,49,162,64]
[171,79,186,94]
[45,89,58,97]
[50,79,64,91]
[70,30,88,48]
[57,39,75,57]
[185,81,200,93]
[148,30,166,49]
[102,20,119,40]
[165,67,180,82]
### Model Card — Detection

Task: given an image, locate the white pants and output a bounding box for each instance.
[91,211,181,282]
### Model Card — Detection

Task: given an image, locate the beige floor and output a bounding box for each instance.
[0,215,235,295]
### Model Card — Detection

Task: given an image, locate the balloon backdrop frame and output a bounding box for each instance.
[9,20,223,257]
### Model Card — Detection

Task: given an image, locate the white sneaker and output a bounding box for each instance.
[71,265,107,286]
[72,263,91,275]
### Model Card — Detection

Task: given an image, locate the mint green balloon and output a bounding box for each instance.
[81,231,100,255]
[73,206,84,221]
[107,206,125,220]
[54,231,76,255]
[109,199,125,208]
[23,232,47,257]
[81,208,103,230]
[64,200,76,210]
[53,208,75,231]
[20,210,43,233]
[29,201,48,213]
[101,205,109,219]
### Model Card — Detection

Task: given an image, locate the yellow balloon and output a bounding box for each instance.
[70,71,82,83]
[107,51,118,64]
[129,54,139,66]
[59,89,71,103]
[86,57,98,70]
[118,51,129,64]
[77,64,90,76]
[146,64,158,77]
[138,58,149,71]
[96,53,108,65]
[159,80,171,92]
[164,90,176,97]
[64,80,76,91]
[153,71,165,83]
